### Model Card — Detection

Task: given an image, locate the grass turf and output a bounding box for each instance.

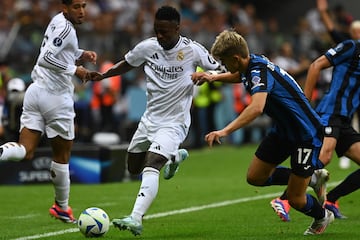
[1,144,359,240]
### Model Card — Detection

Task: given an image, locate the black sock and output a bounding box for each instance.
[279,189,288,200]
[301,194,325,220]
[327,169,360,203]
[265,166,291,186]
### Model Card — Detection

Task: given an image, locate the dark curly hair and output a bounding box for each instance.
[62,0,73,5]
[155,6,180,24]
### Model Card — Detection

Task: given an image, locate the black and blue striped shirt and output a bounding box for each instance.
[241,54,323,145]
[317,40,360,122]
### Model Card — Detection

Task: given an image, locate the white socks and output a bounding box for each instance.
[309,171,317,187]
[50,161,70,210]
[131,167,160,223]
[0,142,26,161]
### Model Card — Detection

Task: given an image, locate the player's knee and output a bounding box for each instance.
[128,162,143,175]
[24,152,34,161]
[127,152,146,175]
[144,152,168,171]
[246,173,264,186]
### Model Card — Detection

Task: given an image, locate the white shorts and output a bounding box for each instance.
[128,118,188,160]
[20,83,75,140]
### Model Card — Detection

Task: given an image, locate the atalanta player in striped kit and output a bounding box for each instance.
[192,30,334,235]
[270,0,360,222]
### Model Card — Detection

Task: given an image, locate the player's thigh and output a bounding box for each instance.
[338,126,360,163]
[127,152,147,174]
[148,126,186,160]
[18,127,42,159]
[345,142,360,165]
[127,121,151,153]
[20,84,46,135]
[247,155,277,186]
[248,133,291,185]
[43,94,75,140]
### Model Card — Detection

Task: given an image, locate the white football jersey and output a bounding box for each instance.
[31,13,83,95]
[125,36,221,127]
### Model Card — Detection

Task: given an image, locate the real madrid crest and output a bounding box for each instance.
[177,51,184,61]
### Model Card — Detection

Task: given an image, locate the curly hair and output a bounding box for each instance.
[155,6,180,24]
[62,0,73,5]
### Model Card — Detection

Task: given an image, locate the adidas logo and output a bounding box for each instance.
[151,53,159,59]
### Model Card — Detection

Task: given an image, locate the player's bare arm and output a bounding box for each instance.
[191,71,241,85]
[102,60,134,79]
[205,92,267,147]
[304,55,331,100]
[316,0,335,32]
[82,71,103,83]
[75,65,90,81]
[83,60,135,83]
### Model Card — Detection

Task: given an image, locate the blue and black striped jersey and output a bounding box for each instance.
[317,40,360,122]
[241,54,323,145]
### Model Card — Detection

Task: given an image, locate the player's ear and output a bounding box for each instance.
[233,54,241,62]
[175,24,180,32]
[62,4,69,14]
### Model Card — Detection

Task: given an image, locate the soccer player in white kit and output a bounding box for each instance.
[88,5,224,235]
[0,0,97,223]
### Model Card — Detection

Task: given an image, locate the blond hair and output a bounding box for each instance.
[211,30,249,59]
[350,20,360,31]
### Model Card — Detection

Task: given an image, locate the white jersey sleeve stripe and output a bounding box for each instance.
[59,22,71,39]
[43,51,67,70]
[31,13,78,93]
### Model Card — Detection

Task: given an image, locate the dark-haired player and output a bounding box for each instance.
[87,5,224,235]
[0,0,97,223]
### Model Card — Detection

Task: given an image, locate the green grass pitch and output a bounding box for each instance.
[1,144,359,239]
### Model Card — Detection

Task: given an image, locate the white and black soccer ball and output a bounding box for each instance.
[78,207,110,237]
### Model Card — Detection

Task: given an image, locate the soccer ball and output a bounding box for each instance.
[78,207,110,237]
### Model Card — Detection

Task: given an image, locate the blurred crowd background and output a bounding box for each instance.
[0,0,359,149]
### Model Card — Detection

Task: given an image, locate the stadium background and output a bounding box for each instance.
[0,0,360,184]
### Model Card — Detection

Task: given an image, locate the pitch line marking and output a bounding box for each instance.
[11,181,340,240]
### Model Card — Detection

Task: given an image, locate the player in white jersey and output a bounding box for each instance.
[0,0,97,223]
[87,5,223,236]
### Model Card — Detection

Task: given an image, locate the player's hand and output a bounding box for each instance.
[205,130,225,147]
[80,51,97,64]
[82,71,104,83]
[191,72,213,85]
[75,66,90,82]
[317,0,328,12]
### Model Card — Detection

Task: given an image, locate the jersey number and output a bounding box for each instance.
[297,148,312,164]
[279,67,303,92]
